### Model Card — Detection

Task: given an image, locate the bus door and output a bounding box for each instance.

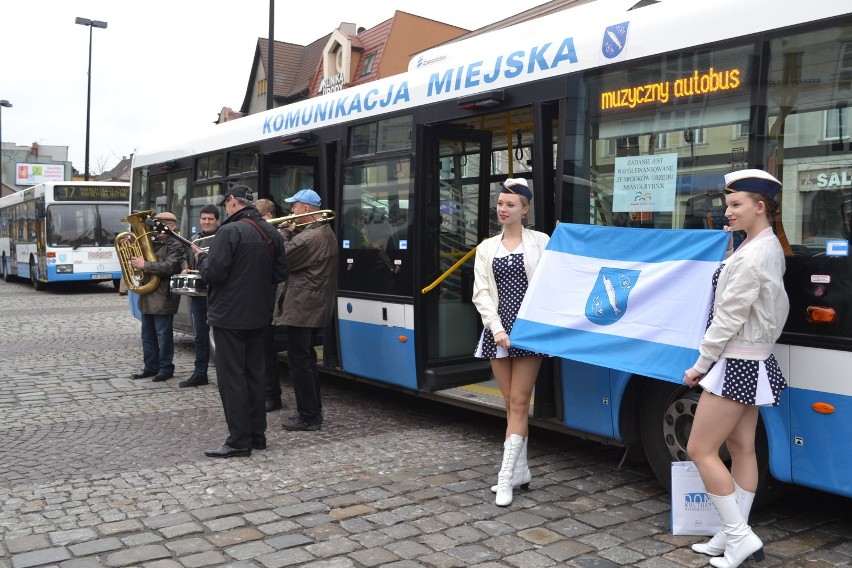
[416,125,493,392]
[262,146,324,353]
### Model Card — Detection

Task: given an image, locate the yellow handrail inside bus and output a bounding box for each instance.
[421,246,477,294]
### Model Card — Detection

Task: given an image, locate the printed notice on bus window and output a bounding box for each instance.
[613,153,677,212]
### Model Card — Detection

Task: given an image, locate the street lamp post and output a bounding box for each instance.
[0,100,11,189]
[75,17,107,181]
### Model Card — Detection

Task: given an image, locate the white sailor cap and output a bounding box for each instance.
[724,169,782,199]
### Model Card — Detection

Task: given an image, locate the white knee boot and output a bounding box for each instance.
[495,434,525,507]
[692,483,755,556]
[707,491,765,568]
[491,436,530,493]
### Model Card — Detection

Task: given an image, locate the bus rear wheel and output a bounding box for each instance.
[638,378,773,500]
[30,259,44,291]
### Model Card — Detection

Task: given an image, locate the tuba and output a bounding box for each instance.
[114,210,160,294]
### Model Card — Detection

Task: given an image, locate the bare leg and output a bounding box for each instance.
[492,356,541,438]
[687,390,749,496]
[726,405,759,492]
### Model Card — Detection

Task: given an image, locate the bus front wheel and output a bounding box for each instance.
[2,254,12,282]
[638,378,772,499]
[30,259,44,291]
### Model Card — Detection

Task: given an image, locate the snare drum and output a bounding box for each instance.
[169,274,207,296]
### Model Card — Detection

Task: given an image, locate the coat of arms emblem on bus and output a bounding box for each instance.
[585,267,640,325]
[601,21,629,59]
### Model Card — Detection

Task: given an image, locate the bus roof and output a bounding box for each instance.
[132,0,849,170]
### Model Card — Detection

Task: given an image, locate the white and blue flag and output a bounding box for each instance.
[511,223,730,381]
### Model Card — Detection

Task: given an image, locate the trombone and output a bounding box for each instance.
[190,209,335,251]
[268,209,335,227]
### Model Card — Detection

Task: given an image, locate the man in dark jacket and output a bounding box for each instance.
[197,186,288,458]
[274,189,338,432]
[130,211,184,382]
[179,204,220,388]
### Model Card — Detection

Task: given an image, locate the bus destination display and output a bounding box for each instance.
[53,185,130,202]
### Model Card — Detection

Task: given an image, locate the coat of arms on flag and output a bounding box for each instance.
[510,223,730,382]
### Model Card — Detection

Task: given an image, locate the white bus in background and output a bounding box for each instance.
[0,181,129,290]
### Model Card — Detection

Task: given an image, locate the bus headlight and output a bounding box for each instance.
[56,264,74,274]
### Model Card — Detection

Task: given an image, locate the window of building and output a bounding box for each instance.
[361,53,376,76]
[258,78,267,96]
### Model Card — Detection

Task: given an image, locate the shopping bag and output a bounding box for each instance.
[670,461,722,536]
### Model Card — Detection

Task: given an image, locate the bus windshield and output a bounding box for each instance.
[47,203,127,248]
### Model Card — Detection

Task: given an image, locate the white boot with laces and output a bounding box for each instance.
[491,436,530,493]
[495,434,525,507]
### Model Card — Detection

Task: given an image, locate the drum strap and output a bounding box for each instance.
[240,218,276,255]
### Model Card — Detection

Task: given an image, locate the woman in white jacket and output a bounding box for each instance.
[683,169,789,568]
[472,178,550,507]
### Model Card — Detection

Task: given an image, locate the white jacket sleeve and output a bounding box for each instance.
[693,255,761,374]
[472,241,504,336]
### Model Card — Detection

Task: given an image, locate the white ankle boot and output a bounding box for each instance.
[692,483,755,557]
[707,491,765,568]
[495,434,524,507]
[492,436,530,493]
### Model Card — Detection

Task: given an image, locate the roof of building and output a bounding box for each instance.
[96,155,131,182]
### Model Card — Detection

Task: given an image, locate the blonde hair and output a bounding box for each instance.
[254,199,276,217]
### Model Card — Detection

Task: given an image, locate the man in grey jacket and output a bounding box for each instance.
[275,189,338,432]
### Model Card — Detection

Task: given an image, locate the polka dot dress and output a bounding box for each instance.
[475,244,544,359]
[699,264,788,406]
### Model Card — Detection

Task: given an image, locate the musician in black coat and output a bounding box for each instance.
[196,186,288,458]
[179,204,219,388]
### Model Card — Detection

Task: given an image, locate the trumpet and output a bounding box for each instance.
[269,209,335,228]
[191,234,216,250]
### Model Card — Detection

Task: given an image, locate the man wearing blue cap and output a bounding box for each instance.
[273,189,338,431]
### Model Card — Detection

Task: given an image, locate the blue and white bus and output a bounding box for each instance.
[0,181,129,289]
[130,0,851,499]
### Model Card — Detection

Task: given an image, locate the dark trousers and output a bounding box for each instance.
[140,314,174,374]
[264,324,281,402]
[212,326,267,449]
[189,296,210,375]
[287,326,322,422]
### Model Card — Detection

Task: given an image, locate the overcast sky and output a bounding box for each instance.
[1,0,549,175]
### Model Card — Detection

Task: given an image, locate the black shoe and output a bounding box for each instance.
[252,439,267,450]
[204,444,251,458]
[265,399,283,413]
[152,372,173,382]
[282,416,321,431]
[179,374,208,388]
[131,370,157,380]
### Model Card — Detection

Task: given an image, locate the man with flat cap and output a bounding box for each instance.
[196,185,288,458]
[130,211,185,382]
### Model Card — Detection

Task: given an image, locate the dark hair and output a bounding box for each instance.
[200,204,220,219]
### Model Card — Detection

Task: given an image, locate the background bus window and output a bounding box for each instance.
[576,43,753,229]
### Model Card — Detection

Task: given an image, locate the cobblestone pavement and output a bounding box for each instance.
[1,279,850,568]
